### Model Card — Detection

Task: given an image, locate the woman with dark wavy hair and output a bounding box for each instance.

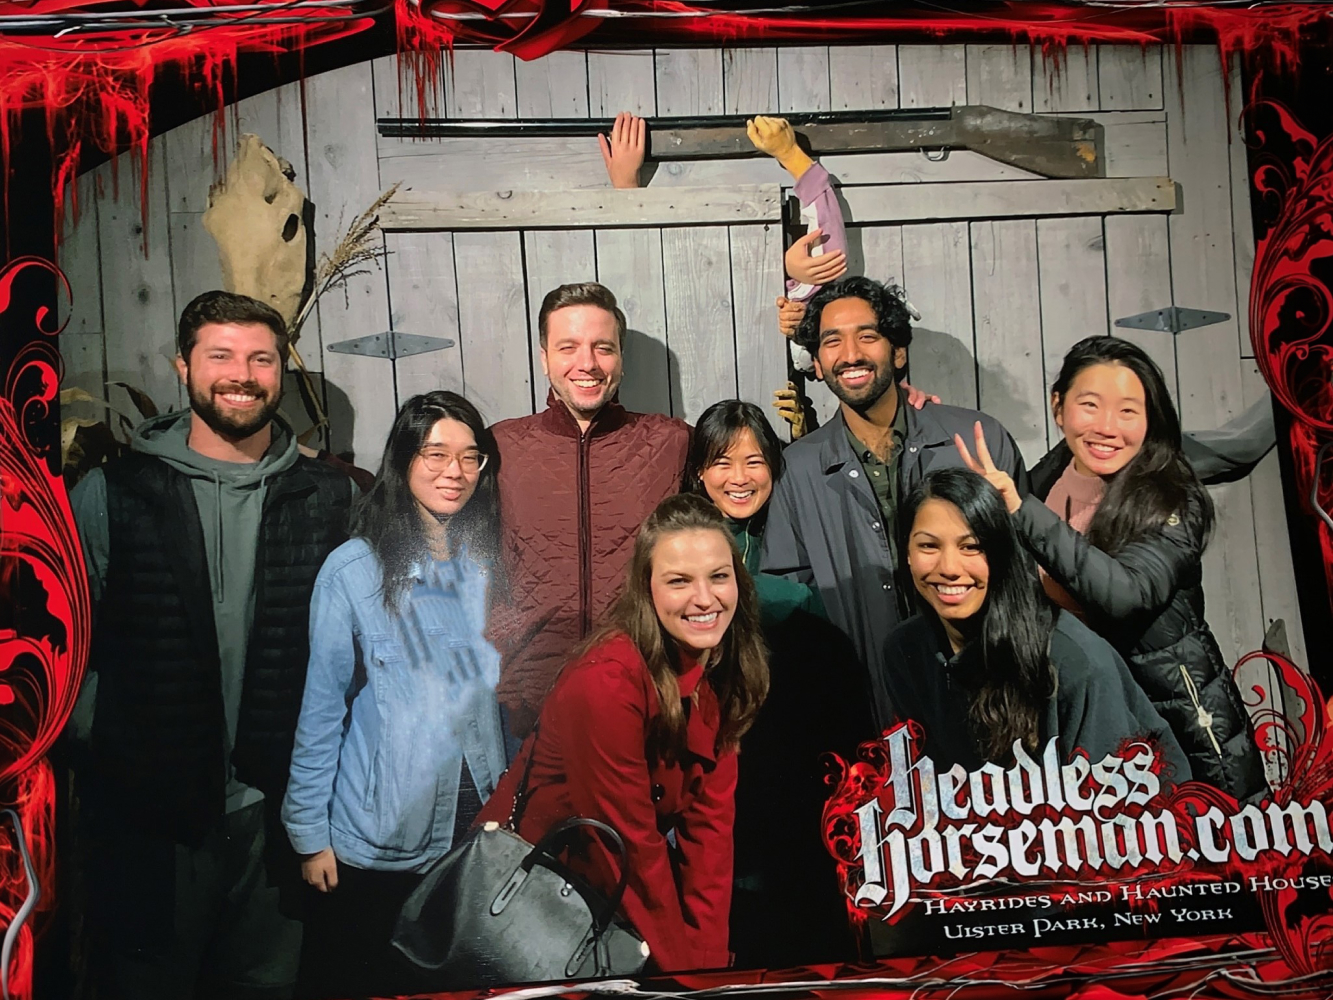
[477,492,768,973]
[283,390,508,998]
[956,335,1266,799]
[883,468,1188,777]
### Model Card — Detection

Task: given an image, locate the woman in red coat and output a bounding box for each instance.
[477,492,769,972]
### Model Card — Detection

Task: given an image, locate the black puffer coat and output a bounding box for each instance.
[1018,443,1266,801]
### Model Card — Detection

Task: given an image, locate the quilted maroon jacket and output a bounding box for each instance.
[489,390,690,733]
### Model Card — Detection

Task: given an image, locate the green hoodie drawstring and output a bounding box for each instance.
[213,472,224,603]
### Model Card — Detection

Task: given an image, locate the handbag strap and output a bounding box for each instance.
[526,817,634,932]
[505,719,541,831]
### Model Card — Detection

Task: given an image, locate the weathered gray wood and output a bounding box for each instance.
[378,137,609,192]
[1035,45,1099,112]
[99,148,183,414]
[57,168,103,338]
[453,230,532,424]
[595,228,671,417]
[777,46,831,112]
[661,226,738,422]
[384,231,464,404]
[971,219,1047,465]
[515,51,589,118]
[857,224,906,290]
[59,332,108,417]
[1036,215,1109,444]
[521,230,597,411]
[168,212,224,308]
[901,221,976,408]
[1239,362,1307,672]
[829,45,898,111]
[446,50,517,119]
[1228,53,1258,360]
[1097,44,1163,111]
[373,53,442,121]
[380,185,782,230]
[305,61,395,461]
[587,51,656,116]
[1100,112,1168,178]
[1037,110,1168,177]
[1104,213,1178,405]
[1166,45,1262,668]
[723,48,778,115]
[162,113,218,215]
[838,176,1174,224]
[729,223,788,436]
[965,44,1034,112]
[655,49,724,116]
[897,45,967,108]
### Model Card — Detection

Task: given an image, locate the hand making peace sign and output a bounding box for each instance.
[955,421,1022,515]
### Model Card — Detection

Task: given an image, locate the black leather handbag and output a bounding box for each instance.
[389,727,650,989]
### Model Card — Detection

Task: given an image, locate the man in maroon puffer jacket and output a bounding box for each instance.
[489,282,690,750]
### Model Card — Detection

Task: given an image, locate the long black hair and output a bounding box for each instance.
[352,390,502,611]
[1051,336,1212,555]
[901,468,1056,761]
[683,399,785,500]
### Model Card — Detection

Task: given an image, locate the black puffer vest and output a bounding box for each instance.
[89,452,351,843]
[1029,443,1267,801]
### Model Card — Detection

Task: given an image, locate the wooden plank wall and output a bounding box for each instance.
[56,43,1307,690]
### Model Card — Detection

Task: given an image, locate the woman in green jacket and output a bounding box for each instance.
[684,400,823,624]
[684,399,866,969]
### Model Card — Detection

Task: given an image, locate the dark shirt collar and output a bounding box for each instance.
[538,387,630,439]
[843,386,909,464]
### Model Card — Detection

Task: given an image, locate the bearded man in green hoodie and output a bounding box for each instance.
[70,290,354,999]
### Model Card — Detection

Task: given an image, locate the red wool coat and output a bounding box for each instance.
[489,392,690,730]
[476,633,736,973]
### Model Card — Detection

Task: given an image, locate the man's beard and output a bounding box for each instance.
[823,360,897,411]
[187,376,283,441]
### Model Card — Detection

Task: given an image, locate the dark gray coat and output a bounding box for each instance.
[1021,443,1267,801]
[883,609,1192,785]
[760,402,1028,728]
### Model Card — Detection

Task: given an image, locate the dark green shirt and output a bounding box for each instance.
[844,387,909,563]
[727,512,825,626]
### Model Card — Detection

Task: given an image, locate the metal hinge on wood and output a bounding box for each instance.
[325,331,455,360]
[1114,307,1230,334]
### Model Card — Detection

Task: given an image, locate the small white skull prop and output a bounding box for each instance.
[203,133,308,329]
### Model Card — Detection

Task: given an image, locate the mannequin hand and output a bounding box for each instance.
[746,115,814,178]
[776,295,807,339]
[785,229,847,286]
[773,382,808,439]
[599,112,646,189]
[302,848,339,892]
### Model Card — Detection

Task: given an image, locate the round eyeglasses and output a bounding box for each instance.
[417,447,488,474]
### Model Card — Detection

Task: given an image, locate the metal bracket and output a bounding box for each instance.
[325,331,455,360]
[1114,306,1231,334]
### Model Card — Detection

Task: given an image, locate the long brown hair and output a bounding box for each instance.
[578,493,769,760]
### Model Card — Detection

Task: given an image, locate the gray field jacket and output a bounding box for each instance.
[760,403,1029,728]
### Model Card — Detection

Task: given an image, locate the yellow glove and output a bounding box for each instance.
[773,381,808,439]
[746,116,815,179]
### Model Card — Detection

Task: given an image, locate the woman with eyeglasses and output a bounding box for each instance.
[282,391,508,998]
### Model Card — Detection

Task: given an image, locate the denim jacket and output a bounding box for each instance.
[282,538,508,872]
